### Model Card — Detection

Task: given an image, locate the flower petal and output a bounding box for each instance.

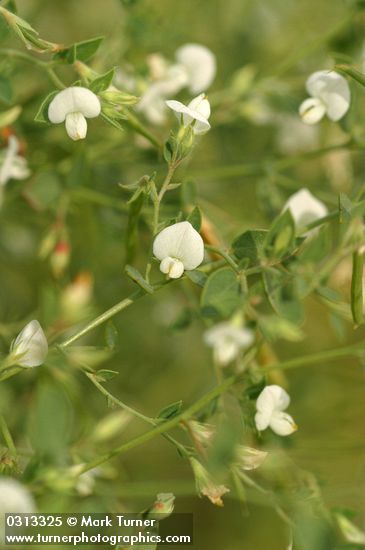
[299,98,326,125]
[256,385,290,414]
[160,257,185,279]
[176,43,216,94]
[306,70,350,121]
[270,411,297,436]
[48,87,101,123]
[283,188,328,231]
[255,411,271,431]
[153,221,204,270]
[65,112,88,141]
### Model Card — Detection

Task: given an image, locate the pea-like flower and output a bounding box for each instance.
[166,93,211,134]
[153,221,204,279]
[137,65,189,125]
[48,87,101,141]
[204,322,254,366]
[175,43,216,94]
[283,188,328,234]
[299,70,350,125]
[10,320,48,367]
[137,44,216,125]
[255,385,297,436]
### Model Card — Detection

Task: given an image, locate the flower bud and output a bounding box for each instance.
[190,458,229,507]
[50,240,70,278]
[10,320,48,368]
[234,445,268,471]
[145,493,175,520]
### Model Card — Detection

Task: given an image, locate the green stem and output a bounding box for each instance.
[59,290,143,348]
[77,340,365,474]
[0,47,47,68]
[46,67,66,89]
[205,245,240,273]
[85,372,189,457]
[125,112,162,150]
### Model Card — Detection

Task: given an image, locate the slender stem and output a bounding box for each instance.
[59,290,143,348]
[85,372,189,456]
[205,245,240,273]
[146,158,180,280]
[77,340,365,474]
[262,341,365,374]
[0,415,17,457]
[125,112,162,150]
[46,67,65,89]
[0,48,47,68]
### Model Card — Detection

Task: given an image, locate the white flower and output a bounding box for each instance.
[0,136,30,201]
[175,43,216,94]
[283,188,328,234]
[234,445,268,471]
[204,322,254,366]
[0,478,35,513]
[255,385,297,436]
[0,478,35,542]
[299,70,350,124]
[153,221,204,279]
[10,320,48,367]
[48,87,101,140]
[166,93,211,134]
[137,65,188,125]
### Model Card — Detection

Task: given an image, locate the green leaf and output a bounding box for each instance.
[34,91,58,123]
[90,68,116,94]
[187,206,202,231]
[157,400,183,420]
[163,137,175,163]
[201,267,241,319]
[232,229,267,265]
[299,225,331,264]
[54,36,104,63]
[185,270,208,287]
[100,111,124,131]
[263,268,304,324]
[336,64,365,87]
[95,369,119,382]
[264,209,296,259]
[351,251,364,327]
[125,265,154,294]
[105,321,119,350]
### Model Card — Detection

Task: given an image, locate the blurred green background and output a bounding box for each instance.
[1,0,365,549]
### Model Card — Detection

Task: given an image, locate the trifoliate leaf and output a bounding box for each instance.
[201,267,241,319]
